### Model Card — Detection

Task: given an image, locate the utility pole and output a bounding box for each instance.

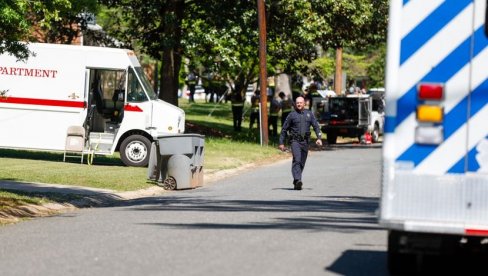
[334,47,343,95]
[257,0,268,146]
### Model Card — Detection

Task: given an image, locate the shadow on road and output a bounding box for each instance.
[118,195,383,233]
[326,250,388,276]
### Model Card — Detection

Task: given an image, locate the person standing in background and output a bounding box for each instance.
[186,71,198,103]
[249,90,260,130]
[231,90,244,131]
[268,94,281,137]
[279,91,293,127]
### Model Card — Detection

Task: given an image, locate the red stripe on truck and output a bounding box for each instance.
[0,96,84,108]
[124,104,143,112]
[465,229,488,236]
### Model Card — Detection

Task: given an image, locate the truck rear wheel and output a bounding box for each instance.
[327,132,337,144]
[388,230,422,275]
[120,134,151,167]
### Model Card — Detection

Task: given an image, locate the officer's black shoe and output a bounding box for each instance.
[296,180,303,190]
[293,180,298,190]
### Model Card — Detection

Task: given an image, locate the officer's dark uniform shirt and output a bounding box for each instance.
[279,109,321,144]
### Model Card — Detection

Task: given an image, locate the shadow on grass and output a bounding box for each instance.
[0,181,123,208]
[0,149,124,166]
[183,102,233,118]
[187,119,272,144]
[0,188,86,206]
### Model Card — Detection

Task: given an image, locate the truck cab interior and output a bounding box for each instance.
[87,69,126,133]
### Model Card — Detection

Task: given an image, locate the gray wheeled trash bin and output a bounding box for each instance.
[147,134,205,190]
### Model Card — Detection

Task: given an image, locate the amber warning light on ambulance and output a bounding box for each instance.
[417,105,444,123]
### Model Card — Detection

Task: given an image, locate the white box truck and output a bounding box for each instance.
[0,43,185,166]
[380,0,488,274]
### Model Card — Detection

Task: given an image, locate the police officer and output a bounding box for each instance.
[268,94,281,137]
[249,90,260,129]
[185,72,198,103]
[279,91,293,127]
[230,90,244,131]
[279,96,322,190]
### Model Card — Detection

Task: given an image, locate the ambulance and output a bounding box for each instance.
[0,43,185,166]
[379,0,488,273]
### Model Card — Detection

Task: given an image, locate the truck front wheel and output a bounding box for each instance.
[120,135,151,167]
[372,123,380,143]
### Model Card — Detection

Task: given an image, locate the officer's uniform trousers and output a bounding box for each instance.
[290,137,309,181]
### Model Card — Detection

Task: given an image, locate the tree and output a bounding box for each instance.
[99,0,186,106]
[310,0,389,94]
[366,43,386,88]
[96,0,388,105]
[183,0,324,99]
[0,0,72,60]
[31,0,99,45]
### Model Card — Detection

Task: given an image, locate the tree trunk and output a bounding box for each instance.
[334,47,343,96]
[157,0,184,107]
[159,49,180,106]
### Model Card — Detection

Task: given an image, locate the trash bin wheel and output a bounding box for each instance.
[162,176,177,190]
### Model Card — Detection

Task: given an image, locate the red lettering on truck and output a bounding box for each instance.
[0,66,58,78]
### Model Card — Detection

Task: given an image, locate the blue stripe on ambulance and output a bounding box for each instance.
[400,0,472,64]
[447,78,488,172]
[449,146,479,173]
[395,26,488,130]
[397,65,488,166]
[395,26,486,127]
[397,27,488,166]
[398,83,488,168]
[384,116,396,134]
[396,37,471,125]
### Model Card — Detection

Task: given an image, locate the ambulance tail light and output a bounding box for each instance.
[415,83,444,145]
[416,105,443,123]
[415,125,444,145]
[418,83,444,101]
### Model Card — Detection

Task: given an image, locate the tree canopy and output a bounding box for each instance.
[0,0,98,59]
[0,0,388,99]
[183,0,327,97]
[0,0,69,59]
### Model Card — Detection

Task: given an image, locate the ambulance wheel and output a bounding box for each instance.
[372,123,380,143]
[120,135,151,167]
[388,230,417,275]
[327,132,337,144]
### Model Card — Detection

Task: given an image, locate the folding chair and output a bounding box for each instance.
[64,126,86,163]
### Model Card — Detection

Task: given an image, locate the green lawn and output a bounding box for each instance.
[0,99,286,192]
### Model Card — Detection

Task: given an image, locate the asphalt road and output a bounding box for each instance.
[0,145,387,276]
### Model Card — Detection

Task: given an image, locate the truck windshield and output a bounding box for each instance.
[134,67,158,100]
[329,98,358,120]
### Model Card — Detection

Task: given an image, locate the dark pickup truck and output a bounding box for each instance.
[313,94,385,144]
